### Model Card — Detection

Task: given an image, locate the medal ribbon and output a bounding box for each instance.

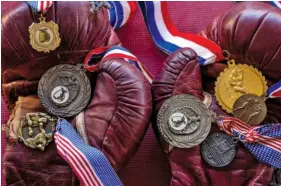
[217,116,281,168]
[138,1,225,65]
[267,80,281,98]
[84,46,153,83]
[269,1,281,8]
[25,1,53,14]
[107,1,137,30]
[54,119,123,186]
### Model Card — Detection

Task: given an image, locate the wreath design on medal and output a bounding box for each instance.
[38,64,91,118]
[157,94,214,148]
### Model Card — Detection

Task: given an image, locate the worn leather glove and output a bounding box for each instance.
[2,1,152,185]
[152,2,281,186]
[1,1,120,109]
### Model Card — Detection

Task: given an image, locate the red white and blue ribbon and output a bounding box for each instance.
[218,116,281,168]
[138,1,225,66]
[25,1,53,13]
[54,119,123,186]
[267,80,281,98]
[269,1,281,9]
[84,46,153,83]
[107,1,137,30]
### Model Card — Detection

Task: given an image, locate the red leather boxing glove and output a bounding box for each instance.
[1,1,120,109]
[152,2,281,186]
[2,2,152,185]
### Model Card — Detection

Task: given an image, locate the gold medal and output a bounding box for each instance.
[215,59,267,113]
[29,15,61,53]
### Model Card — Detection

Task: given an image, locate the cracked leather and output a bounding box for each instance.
[2,2,152,185]
[152,2,281,186]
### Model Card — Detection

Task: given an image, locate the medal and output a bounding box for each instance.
[233,94,267,125]
[29,15,61,53]
[38,64,91,118]
[18,112,57,151]
[201,133,236,167]
[157,94,214,148]
[215,59,267,113]
[26,1,61,53]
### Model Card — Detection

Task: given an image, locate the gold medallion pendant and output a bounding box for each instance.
[215,59,267,113]
[29,16,61,53]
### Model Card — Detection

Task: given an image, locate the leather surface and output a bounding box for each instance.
[81,58,152,171]
[1,1,120,109]
[2,1,151,185]
[152,2,281,186]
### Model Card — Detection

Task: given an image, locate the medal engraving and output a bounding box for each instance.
[38,64,91,118]
[18,112,57,151]
[51,86,70,105]
[201,133,236,167]
[233,94,267,125]
[29,17,61,53]
[215,60,267,113]
[157,94,213,148]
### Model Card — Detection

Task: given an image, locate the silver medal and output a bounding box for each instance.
[38,64,91,118]
[157,94,213,148]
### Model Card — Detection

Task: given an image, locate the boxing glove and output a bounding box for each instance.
[152,2,281,186]
[2,1,152,185]
[1,1,120,109]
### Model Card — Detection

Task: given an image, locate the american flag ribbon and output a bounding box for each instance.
[84,46,153,83]
[25,1,53,13]
[107,1,137,30]
[267,80,281,98]
[54,119,123,186]
[138,1,225,66]
[217,116,281,168]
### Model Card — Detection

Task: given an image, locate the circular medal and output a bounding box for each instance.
[201,133,236,167]
[157,94,213,148]
[233,94,267,125]
[38,64,91,118]
[29,16,61,53]
[215,60,267,113]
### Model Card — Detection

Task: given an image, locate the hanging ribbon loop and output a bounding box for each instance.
[26,1,53,14]
[267,80,281,98]
[138,1,225,65]
[84,46,153,83]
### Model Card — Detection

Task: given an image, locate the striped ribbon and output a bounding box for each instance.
[269,1,281,8]
[25,1,53,13]
[108,1,137,30]
[267,80,281,98]
[84,46,153,83]
[54,119,123,186]
[217,116,281,168]
[138,1,225,66]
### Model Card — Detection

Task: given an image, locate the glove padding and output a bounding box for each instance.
[152,2,281,186]
[1,1,120,109]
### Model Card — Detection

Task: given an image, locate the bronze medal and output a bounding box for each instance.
[157,94,214,148]
[38,64,91,118]
[233,94,267,125]
[18,112,57,151]
[29,16,61,53]
[215,59,267,113]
